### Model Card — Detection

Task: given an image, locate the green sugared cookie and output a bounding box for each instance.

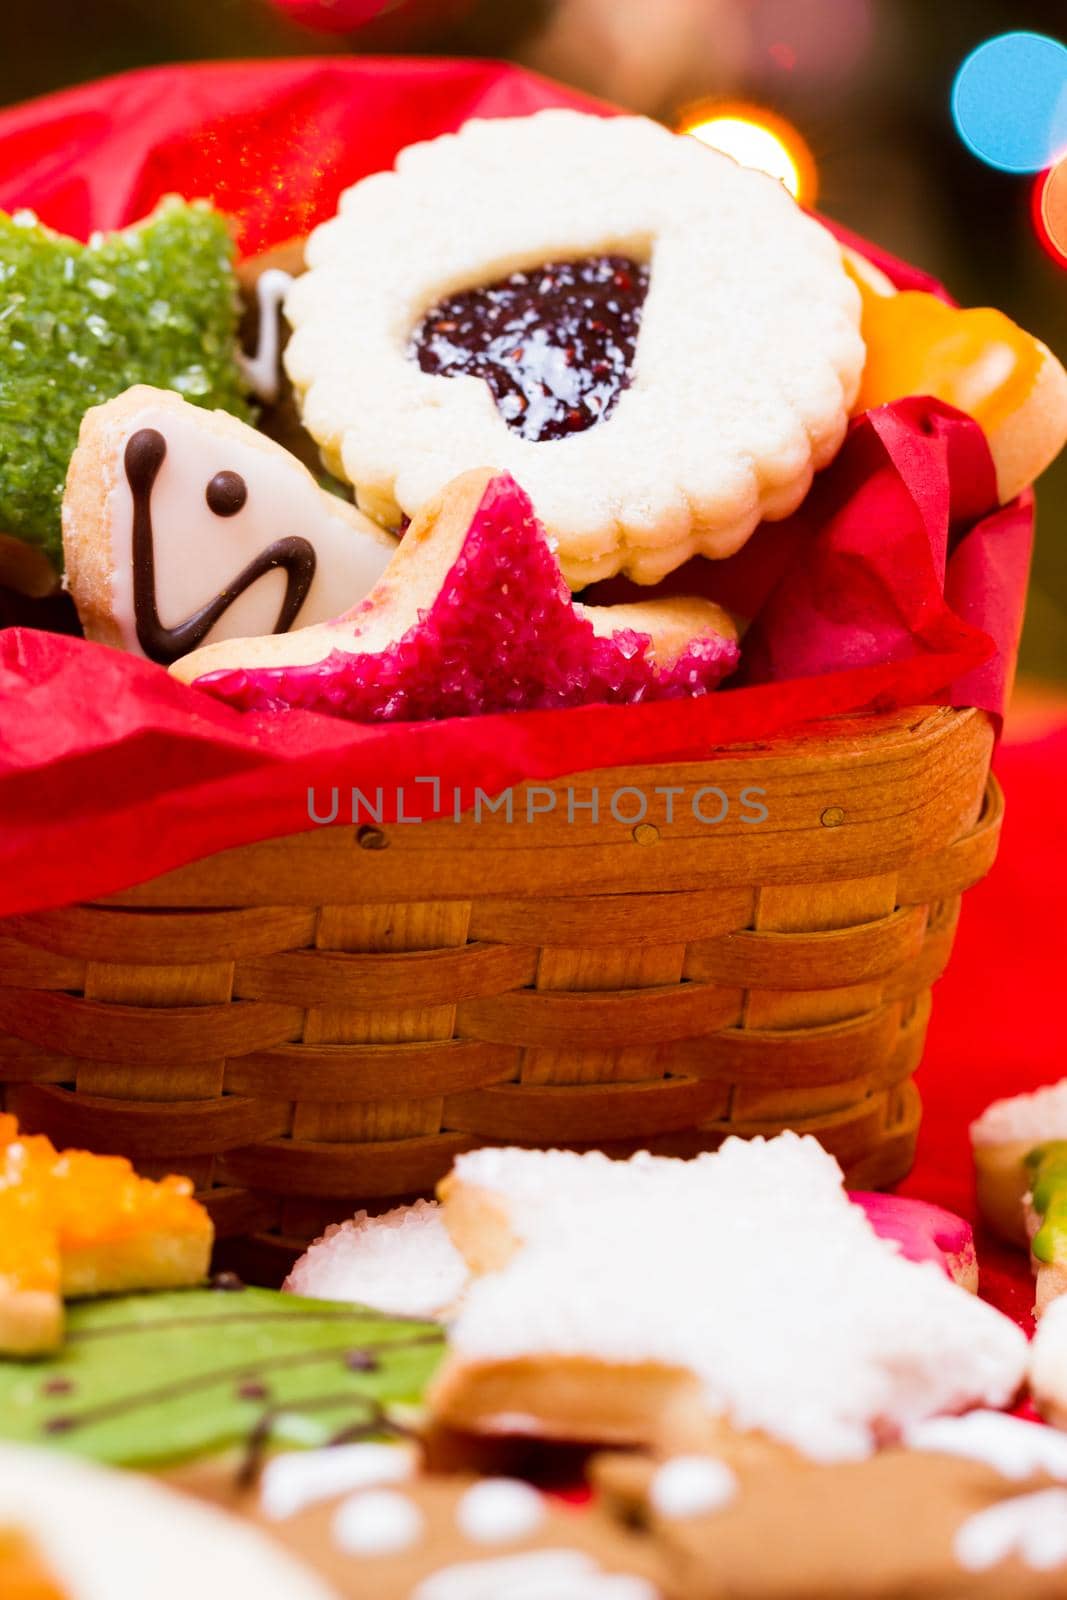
[0,198,252,562]
[0,1286,444,1469]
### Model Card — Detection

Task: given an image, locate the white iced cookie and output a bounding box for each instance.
[1029,1296,1067,1431]
[431,1136,1028,1460]
[284,109,865,587]
[284,1199,470,1321]
[63,385,396,664]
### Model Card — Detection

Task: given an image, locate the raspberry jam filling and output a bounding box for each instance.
[412,255,650,442]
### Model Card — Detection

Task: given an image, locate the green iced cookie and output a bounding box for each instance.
[0,198,252,562]
[1027,1140,1067,1264]
[0,1285,445,1469]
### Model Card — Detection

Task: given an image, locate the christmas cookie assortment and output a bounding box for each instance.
[7,75,1067,1600]
[6,1131,1067,1599]
[0,104,1054,723]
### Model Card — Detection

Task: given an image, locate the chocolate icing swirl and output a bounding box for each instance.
[125,428,317,665]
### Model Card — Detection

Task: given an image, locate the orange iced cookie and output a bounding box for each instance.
[0,1529,67,1600]
[844,249,1067,504]
[0,1115,213,1355]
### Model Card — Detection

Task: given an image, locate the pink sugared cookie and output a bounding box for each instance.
[171,468,739,720]
[851,1192,978,1293]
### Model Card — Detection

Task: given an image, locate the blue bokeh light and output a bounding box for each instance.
[952,31,1067,173]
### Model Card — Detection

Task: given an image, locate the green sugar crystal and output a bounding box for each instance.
[0,1286,445,1469]
[0,198,252,562]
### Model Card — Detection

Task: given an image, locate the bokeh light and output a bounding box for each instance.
[678,102,817,204]
[1034,158,1067,267]
[751,0,873,87]
[952,31,1067,173]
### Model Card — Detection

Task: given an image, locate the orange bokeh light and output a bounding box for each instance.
[1034,158,1067,267]
[676,100,818,206]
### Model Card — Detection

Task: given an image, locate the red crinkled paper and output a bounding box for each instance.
[0,58,1033,916]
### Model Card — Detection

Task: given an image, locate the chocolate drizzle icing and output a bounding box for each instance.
[125,428,317,665]
[42,1306,440,1479]
[206,469,248,517]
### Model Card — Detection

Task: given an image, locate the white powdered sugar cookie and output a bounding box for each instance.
[284,110,864,586]
[63,385,395,664]
[432,1136,1027,1461]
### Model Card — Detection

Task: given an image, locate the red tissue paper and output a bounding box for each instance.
[0,58,1033,916]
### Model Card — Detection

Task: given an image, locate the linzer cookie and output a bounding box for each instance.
[171,468,739,718]
[284,109,866,586]
[63,385,395,663]
[431,1138,1027,1458]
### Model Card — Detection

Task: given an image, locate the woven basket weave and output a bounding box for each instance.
[0,704,999,1282]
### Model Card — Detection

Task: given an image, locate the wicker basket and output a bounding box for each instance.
[0,704,1000,1282]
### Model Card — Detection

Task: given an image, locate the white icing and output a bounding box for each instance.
[0,1442,332,1600]
[454,1478,546,1544]
[332,1488,424,1556]
[971,1080,1067,1147]
[284,1199,470,1320]
[259,1441,418,1520]
[412,1549,660,1600]
[239,269,294,403]
[905,1410,1067,1481]
[648,1456,737,1519]
[955,1488,1067,1572]
[443,1137,1029,1462]
[102,395,394,659]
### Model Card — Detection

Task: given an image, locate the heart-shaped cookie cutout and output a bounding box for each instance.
[412,255,650,442]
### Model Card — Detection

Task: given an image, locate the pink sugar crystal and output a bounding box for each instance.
[194,474,739,722]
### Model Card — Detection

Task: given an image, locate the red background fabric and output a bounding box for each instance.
[0,58,1054,1324]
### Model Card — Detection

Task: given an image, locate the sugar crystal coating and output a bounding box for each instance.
[441,1136,1028,1461]
[971,1080,1067,1147]
[0,199,251,560]
[284,1200,469,1319]
[193,472,739,720]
